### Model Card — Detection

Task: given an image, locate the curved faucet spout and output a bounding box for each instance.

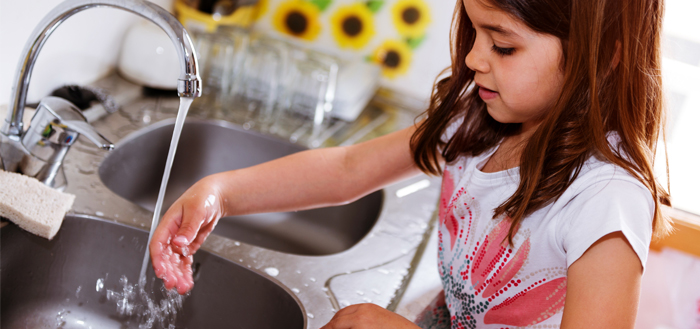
[2,0,201,138]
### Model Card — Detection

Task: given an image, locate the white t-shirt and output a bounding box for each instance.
[417,124,654,328]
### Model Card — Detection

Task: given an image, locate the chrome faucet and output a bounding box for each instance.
[19,96,115,189]
[0,0,201,174]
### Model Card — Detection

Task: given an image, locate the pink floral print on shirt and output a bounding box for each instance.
[427,169,567,328]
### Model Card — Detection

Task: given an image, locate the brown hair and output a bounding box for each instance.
[411,0,672,244]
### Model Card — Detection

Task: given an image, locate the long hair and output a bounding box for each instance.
[410,0,672,244]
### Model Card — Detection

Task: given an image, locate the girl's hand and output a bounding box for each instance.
[149,176,225,294]
[320,304,420,329]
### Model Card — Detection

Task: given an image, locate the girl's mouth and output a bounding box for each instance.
[478,86,498,100]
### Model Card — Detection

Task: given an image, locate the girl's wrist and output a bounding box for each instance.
[200,173,231,218]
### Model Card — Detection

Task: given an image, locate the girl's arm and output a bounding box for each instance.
[560,231,643,328]
[149,125,423,294]
[216,124,423,217]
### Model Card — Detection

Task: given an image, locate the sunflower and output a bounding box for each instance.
[330,3,376,49]
[391,0,430,38]
[372,39,412,78]
[272,0,322,41]
[251,0,269,21]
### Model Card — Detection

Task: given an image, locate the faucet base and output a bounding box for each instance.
[19,155,67,191]
[0,134,27,172]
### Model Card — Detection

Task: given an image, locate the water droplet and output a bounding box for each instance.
[322,287,328,292]
[371,289,381,295]
[292,288,300,294]
[356,290,364,296]
[75,285,82,298]
[307,313,315,319]
[377,269,390,275]
[264,267,279,277]
[362,297,372,303]
[304,284,308,287]
[296,270,302,274]
[96,211,105,216]
[55,309,69,327]
[234,241,241,246]
[309,277,316,282]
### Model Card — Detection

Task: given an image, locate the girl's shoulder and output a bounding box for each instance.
[562,155,653,216]
[553,132,655,269]
[567,131,650,196]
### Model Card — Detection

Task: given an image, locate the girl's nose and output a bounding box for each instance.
[465,44,489,73]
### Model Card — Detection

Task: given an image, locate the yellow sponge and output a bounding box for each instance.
[0,170,75,239]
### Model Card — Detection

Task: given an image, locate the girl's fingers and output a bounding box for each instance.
[176,255,195,294]
[321,304,418,329]
[150,203,183,279]
[150,205,181,256]
[320,305,359,329]
[173,200,207,249]
[188,216,218,253]
[160,247,179,290]
[151,242,169,280]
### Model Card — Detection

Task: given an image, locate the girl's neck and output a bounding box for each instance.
[481,122,540,173]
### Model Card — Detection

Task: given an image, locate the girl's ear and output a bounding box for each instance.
[612,40,622,70]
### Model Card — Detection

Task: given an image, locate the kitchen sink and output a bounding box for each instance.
[98,119,383,256]
[1,215,305,328]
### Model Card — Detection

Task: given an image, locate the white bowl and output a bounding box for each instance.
[117,20,180,90]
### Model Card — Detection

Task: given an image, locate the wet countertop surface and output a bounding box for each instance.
[58,74,441,327]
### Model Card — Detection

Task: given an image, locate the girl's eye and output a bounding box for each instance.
[491,44,515,56]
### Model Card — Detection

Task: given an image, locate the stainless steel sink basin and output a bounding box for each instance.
[1,215,305,328]
[98,119,383,255]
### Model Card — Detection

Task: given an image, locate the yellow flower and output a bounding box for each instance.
[251,0,269,21]
[272,0,322,41]
[391,0,431,38]
[330,3,376,50]
[372,40,412,78]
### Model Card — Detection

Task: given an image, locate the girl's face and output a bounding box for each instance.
[463,0,565,132]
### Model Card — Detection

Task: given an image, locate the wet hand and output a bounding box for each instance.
[320,303,420,329]
[149,177,225,294]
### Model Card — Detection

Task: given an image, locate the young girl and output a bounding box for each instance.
[149,0,672,327]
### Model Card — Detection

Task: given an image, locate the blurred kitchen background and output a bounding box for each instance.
[0,0,699,327]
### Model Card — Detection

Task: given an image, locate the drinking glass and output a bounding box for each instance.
[228,33,288,129]
[270,45,339,144]
[191,26,250,118]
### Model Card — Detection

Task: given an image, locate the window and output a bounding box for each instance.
[657,0,700,216]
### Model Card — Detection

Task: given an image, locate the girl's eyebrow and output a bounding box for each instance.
[479,23,520,38]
